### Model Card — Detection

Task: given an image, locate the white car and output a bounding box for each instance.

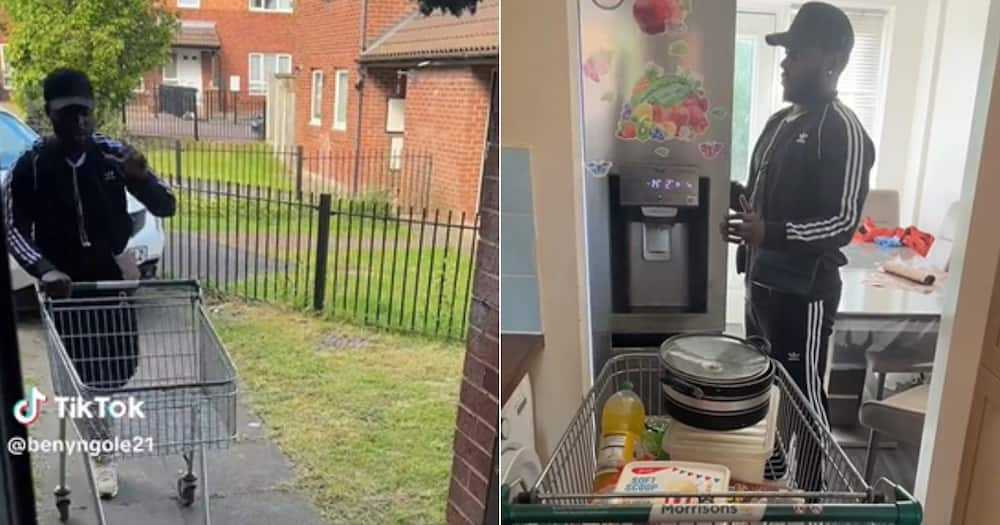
[1,108,166,302]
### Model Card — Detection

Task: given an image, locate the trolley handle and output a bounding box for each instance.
[35,279,201,299]
[66,279,201,293]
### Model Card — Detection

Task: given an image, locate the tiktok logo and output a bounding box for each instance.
[13,387,48,427]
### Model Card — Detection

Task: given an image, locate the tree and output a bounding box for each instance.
[0,0,178,132]
[416,0,482,16]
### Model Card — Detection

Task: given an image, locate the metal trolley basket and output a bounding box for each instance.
[502,353,922,524]
[38,280,238,525]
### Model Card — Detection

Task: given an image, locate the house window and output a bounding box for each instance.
[389,135,404,171]
[134,77,145,93]
[178,0,200,8]
[731,4,889,185]
[248,53,292,96]
[0,44,10,90]
[163,53,178,84]
[250,0,292,13]
[386,98,405,133]
[332,69,349,131]
[310,70,324,126]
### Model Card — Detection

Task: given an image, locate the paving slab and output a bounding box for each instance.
[16,320,326,525]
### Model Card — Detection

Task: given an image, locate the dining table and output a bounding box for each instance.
[828,243,944,434]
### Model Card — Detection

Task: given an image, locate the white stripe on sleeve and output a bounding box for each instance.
[786,103,865,241]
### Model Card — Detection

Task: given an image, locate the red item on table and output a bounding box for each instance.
[852,217,902,244]
[852,217,935,257]
[901,227,934,257]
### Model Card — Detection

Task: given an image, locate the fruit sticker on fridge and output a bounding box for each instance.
[616,63,711,144]
[633,0,692,36]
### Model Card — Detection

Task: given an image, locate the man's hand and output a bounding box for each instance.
[41,270,72,299]
[720,195,766,247]
[122,145,149,181]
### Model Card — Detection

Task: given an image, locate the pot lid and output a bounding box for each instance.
[659,334,770,384]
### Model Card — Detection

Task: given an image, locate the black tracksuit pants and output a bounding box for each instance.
[52,289,140,392]
[746,282,839,491]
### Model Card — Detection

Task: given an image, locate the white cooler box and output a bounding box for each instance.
[663,386,781,484]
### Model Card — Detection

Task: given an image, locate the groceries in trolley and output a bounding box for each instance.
[590,381,647,494]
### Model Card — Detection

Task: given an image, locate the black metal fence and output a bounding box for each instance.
[124,85,266,141]
[133,138,435,210]
[156,177,478,340]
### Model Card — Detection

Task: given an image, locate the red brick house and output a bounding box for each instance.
[0,10,11,103]
[292,0,497,216]
[0,1,295,105]
[139,0,295,107]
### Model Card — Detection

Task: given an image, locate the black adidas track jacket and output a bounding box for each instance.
[734,95,876,298]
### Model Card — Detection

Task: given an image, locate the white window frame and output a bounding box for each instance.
[736,0,893,185]
[310,70,324,126]
[162,52,179,84]
[386,98,405,133]
[249,0,293,13]
[332,69,349,131]
[248,52,292,96]
[134,77,146,93]
[388,135,404,171]
[0,44,10,90]
[177,0,200,9]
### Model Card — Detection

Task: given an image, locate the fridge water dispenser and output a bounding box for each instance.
[610,164,709,315]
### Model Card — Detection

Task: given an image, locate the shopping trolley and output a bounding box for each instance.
[501,353,923,524]
[37,280,238,525]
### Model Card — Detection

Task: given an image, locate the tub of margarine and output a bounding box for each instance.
[612,461,731,506]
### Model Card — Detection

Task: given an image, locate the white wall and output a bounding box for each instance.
[905,0,994,232]
[915,1,1000,521]
[500,0,593,460]
[873,2,930,197]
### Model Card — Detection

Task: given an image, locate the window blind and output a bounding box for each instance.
[791,6,888,139]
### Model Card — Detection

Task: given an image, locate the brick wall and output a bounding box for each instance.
[446,71,497,525]
[293,0,414,161]
[358,67,399,156]
[401,65,493,216]
[293,0,362,158]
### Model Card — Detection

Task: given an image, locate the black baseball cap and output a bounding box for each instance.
[43,68,95,111]
[765,2,854,54]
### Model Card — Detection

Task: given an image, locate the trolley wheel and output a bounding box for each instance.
[55,496,71,522]
[177,475,197,507]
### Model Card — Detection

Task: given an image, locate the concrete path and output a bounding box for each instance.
[16,317,326,525]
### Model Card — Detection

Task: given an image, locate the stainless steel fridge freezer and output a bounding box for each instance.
[576,0,736,373]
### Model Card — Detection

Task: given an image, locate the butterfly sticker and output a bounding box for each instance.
[583,49,614,83]
[709,106,728,121]
[654,147,671,158]
[699,141,725,159]
[585,160,614,178]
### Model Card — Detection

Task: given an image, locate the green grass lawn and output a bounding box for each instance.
[164,190,400,239]
[163,190,476,340]
[136,140,297,189]
[210,302,463,525]
[225,244,475,340]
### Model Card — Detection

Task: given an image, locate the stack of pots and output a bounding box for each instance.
[658,333,775,431]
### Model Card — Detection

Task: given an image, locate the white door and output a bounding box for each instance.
[174,48,203,104]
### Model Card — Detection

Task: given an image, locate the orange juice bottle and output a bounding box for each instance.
[592,381,646,493]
